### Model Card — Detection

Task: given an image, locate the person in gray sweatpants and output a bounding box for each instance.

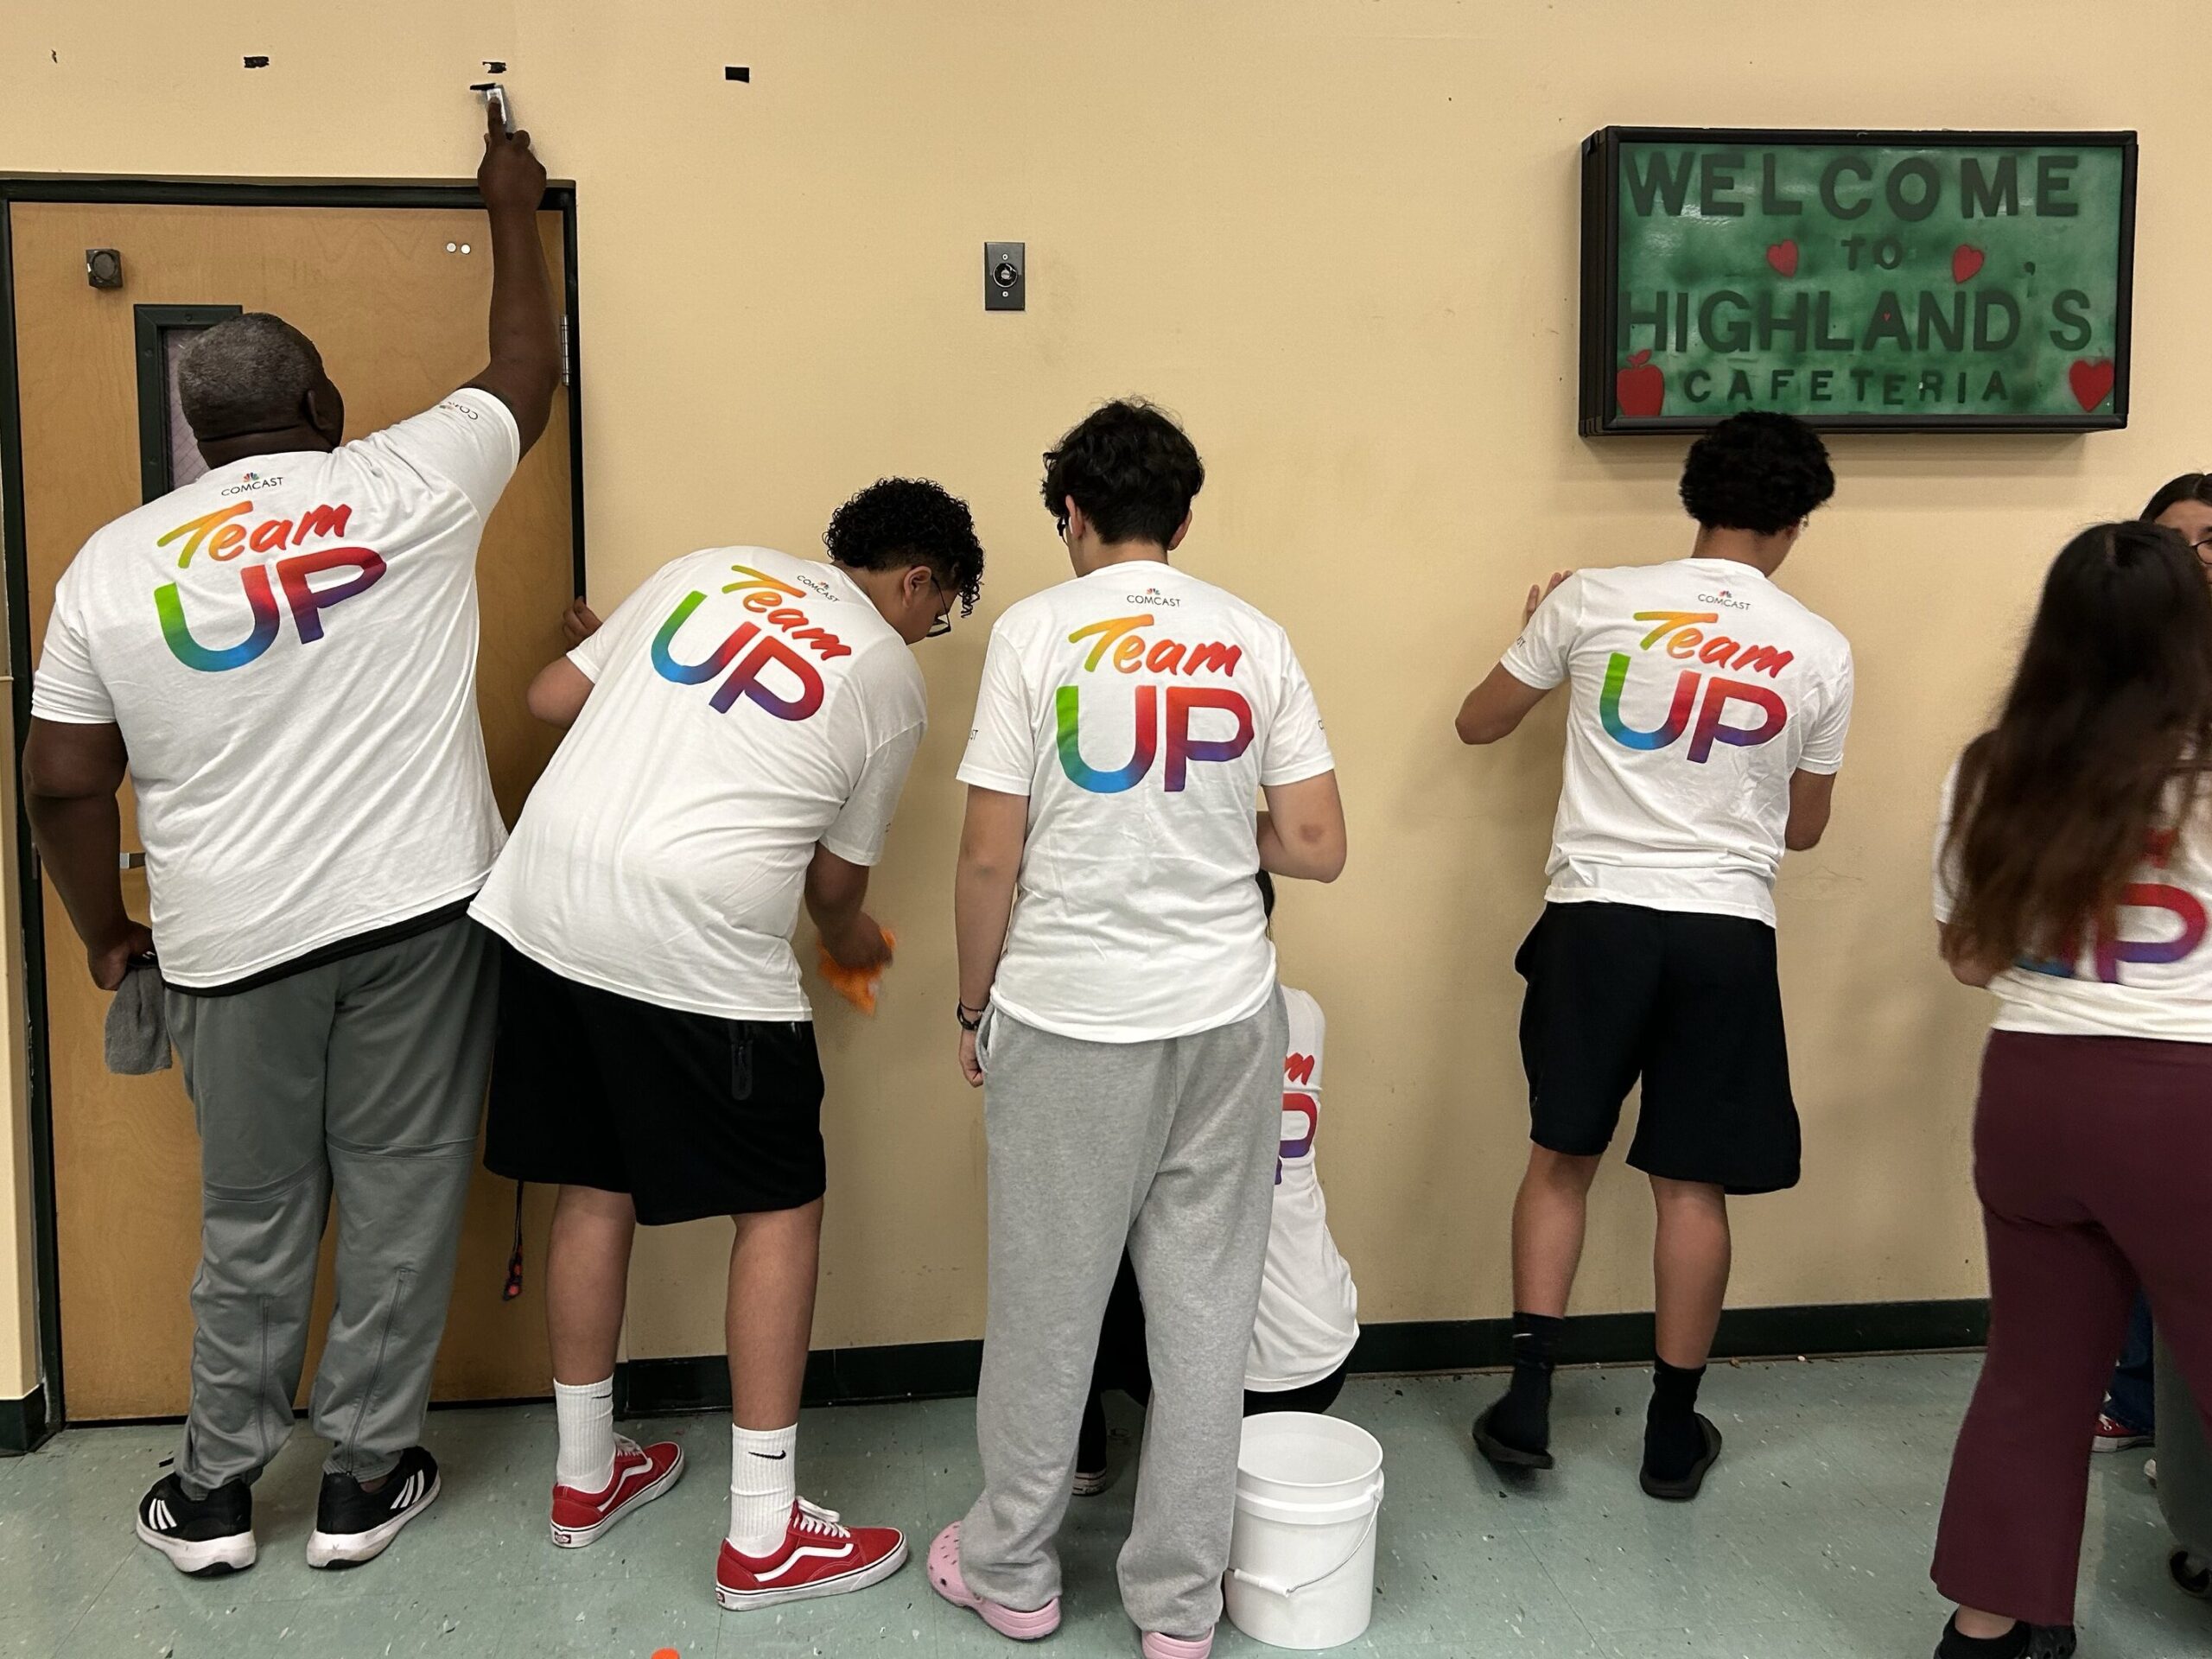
[931,400,1347,1659]
[22,108,562,1580]
[964,995,1287,1635]
[168,918,496,1503]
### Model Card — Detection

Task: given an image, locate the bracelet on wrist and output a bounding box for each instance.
[956,1000,988,1033]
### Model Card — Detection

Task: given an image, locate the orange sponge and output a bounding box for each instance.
[819,927,895,1014]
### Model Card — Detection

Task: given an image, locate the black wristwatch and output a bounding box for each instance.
[956,1001,988,1033]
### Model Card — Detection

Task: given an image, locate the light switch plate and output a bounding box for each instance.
[985,241,1025,311]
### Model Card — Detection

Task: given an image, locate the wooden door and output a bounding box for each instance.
[10,200,574,1418]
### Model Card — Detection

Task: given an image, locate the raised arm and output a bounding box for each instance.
[523,598,603,728]
[1455,664,1553,746]
[465,97,560,456]
[1457,570,1570,745]
[23,719,150,988]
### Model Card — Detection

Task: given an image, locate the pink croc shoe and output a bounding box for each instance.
[926,1522,1061,1641]
[1141,1634,1214,1659]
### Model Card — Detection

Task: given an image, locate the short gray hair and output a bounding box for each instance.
[176,314,324,442]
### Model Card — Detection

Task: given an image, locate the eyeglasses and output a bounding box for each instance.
[924,575,956,640]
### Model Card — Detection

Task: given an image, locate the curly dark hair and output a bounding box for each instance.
[823,478,985,618]
[1678,411,1835,536]
[1041,399,1205,548]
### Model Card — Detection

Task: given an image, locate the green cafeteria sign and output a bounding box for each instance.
[1579,128,2137,434]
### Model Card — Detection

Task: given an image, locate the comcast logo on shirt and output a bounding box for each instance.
[219,471,284,497]
[1127,588,1180,607]
[1696,589,1751,609]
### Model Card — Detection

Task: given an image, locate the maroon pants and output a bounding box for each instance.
[1932,1030,2212,1625]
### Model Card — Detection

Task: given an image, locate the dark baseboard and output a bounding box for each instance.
[48,1300,1992,1433]
[616,1297,1990,1419]
[0,1382,51,1455]
[1348,1296,1989,1376]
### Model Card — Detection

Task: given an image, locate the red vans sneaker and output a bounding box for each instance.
[550,1437,684,1548]
[715,1498,906,1611]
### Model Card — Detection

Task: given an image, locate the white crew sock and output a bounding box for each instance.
[553,1376,617,1493]
[729,1422,798,1555]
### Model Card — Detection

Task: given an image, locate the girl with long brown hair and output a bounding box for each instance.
[2086,474,2212,1463]
[1928,519,2212,1659]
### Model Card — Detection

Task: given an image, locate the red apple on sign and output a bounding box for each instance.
[1765,239,1799,276]
[2069,357,2116,412]
[1952,245,1986,283]
[1617,349,1664,418]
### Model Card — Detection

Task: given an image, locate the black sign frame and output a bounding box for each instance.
[1578,125,2139,436]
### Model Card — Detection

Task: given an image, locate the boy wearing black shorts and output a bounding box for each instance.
[470,480,983,1607]
[1452,412,1852,1499]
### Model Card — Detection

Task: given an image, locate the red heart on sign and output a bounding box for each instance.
[2069,358,2116,412]
[1952,245,1986,283]
[1766,239,1798,276]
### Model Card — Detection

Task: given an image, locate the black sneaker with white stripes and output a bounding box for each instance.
[306,1446,441,1569]
[136,1471,257,1576]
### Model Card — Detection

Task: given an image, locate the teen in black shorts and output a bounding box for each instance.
[468,482,984,1609]
[1452,412,1853,1500]
[488,950,829,1225]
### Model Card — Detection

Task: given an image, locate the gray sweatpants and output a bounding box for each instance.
[165,916,498,1494]
[960,990,1287,1637]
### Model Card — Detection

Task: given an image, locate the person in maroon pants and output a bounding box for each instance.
[1928,518,2212,1659]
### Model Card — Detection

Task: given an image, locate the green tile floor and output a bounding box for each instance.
[0,1355,2202,1658]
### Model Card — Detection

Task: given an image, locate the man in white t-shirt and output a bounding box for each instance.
[1453,411,1853,1503]
[929,401,1346,1659]
[470,480,984,1613]
[23,107,560,1575]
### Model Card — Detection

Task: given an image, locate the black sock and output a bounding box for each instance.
[1485,1313,1565,1452]
[1642,1359,1707,1480]
[1936,1616,2029,1659]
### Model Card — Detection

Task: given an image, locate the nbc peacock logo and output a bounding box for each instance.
[219,470,283,497]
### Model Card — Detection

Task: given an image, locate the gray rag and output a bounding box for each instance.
[105,960,171,1074]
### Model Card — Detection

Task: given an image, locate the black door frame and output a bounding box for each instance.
[0,175,587,1446]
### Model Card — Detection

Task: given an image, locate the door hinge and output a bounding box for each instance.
[559,316,572,387]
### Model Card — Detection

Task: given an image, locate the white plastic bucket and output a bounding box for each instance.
[1224,1412,1385,1650]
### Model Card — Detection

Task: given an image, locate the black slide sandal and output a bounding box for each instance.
[1473,1402,1556,1472]
[1639,1414,1723,1501]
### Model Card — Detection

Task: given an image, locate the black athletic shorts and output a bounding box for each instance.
[1514,900,1799,1195]
[485,943,827,1224]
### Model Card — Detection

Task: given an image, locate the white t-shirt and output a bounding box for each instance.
[471,547,926,1022]
[30,390,520,988]
[1501,556,1853,926]
[957,561,1335,1043]
[1249,984,1361,1393]
[1932,761,2212,1042]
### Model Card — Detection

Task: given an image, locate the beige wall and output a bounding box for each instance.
[2,1,2202,1377]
